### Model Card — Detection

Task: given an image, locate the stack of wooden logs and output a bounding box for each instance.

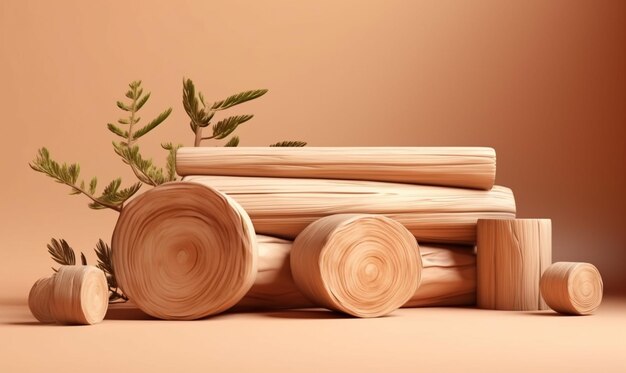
[29,147,604,323]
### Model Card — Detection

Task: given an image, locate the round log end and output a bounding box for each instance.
[112,181,258,320]
[540,262,603,315]
[50,266,109,325]
[290,214,422,318]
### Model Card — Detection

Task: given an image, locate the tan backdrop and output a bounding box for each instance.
[1,0,624,300]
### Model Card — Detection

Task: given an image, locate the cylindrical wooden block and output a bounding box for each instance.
[290,214,422,318]
[28,276,55,323]
[49,266,109,325]
[28,266,109,325]
[112,182,258,320]
[236,235,476,310]
[477,219,552,310]
[184,175,517,245]
[176,146,497,190]
[540,262,603,315]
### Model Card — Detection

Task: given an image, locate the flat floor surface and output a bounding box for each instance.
[1,298,625,372]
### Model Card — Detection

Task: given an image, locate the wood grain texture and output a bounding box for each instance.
[477,219,552,310]
[28,266,108,325]
[237,236,476,310]
[183,175,516,244]
[176,147,497,190]
[540,262,603,315]
[111,182,258,320]
[290,214,422,317]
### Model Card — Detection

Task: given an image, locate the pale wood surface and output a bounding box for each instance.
[184,175,516,244]
[111,182,258,320]
[289,214,421,317]
[176,146,497,190]
[477,219,552,310]
[540,262,603,315]
[237,235,476,310]
[28,266,108,325]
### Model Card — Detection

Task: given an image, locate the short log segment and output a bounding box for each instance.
[28,266,108,325]
[540,262,603,315]
[111,182,258,320]
[290,214,422,317]
[477,219,552,310]
[176,146,497,190]
[237,236,476,310]
[183,175,516,245]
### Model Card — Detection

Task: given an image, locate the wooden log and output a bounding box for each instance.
[477,219,552,310]
[111,182,258,320]
[540,262,603,315]
[28,277,55,323]
[237,235,476,310]
[183,175,516,244]
[28,266,109,325]
[176,147,497,190]
[290,214,422,318]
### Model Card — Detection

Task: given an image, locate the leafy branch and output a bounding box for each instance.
[46,238,127,302]
[30,148,141,212]
[108,80,179,186]
[182,78,306,147]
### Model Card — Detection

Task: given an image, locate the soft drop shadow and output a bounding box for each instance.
[263,309,395,319]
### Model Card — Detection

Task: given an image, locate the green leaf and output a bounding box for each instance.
[89,177,97,194]
[135,92,151,111]
[107,123,128,138]
[269,140,307,147]
[224,136,240,147]
[47,238,76,267]
[211,89,268,110]
[116,101,132,111]
[212,115,253,139]
[132,108,172,140]
[161,142,181,181]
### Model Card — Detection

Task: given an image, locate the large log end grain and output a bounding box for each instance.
[28,266,109,325]
[175,147,497,190]
[540,262,603,315]
[290,214,422,317]
[111,181,258,320]
[477,219,552,311]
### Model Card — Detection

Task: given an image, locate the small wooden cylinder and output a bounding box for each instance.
[49,266,109,325]
[477,219,552,310]
[540,262,603,315]
[290,214,422,318]
[28,276,55,323]
[28,266,109,325]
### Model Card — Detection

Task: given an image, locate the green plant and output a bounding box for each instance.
[47,238,127,302]
[31,78,306,303]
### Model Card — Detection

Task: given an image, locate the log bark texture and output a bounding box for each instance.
[176,147,497,190]
[540,262,603,315]
[237,235,476,310]
[183,175,516,244]
[477,219,552,310]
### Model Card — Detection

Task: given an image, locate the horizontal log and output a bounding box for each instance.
[176,147,497,190]
[183,176,516,244]
[237,235,476,310]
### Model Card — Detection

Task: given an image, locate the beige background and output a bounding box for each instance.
[1,0,625,302]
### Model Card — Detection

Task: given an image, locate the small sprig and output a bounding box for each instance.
[108,80,178,186]
[45,238,127,302]
[94,239,127,302]
[270,141,307,147]
[183,78,269,146]
[30,148,141,212]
